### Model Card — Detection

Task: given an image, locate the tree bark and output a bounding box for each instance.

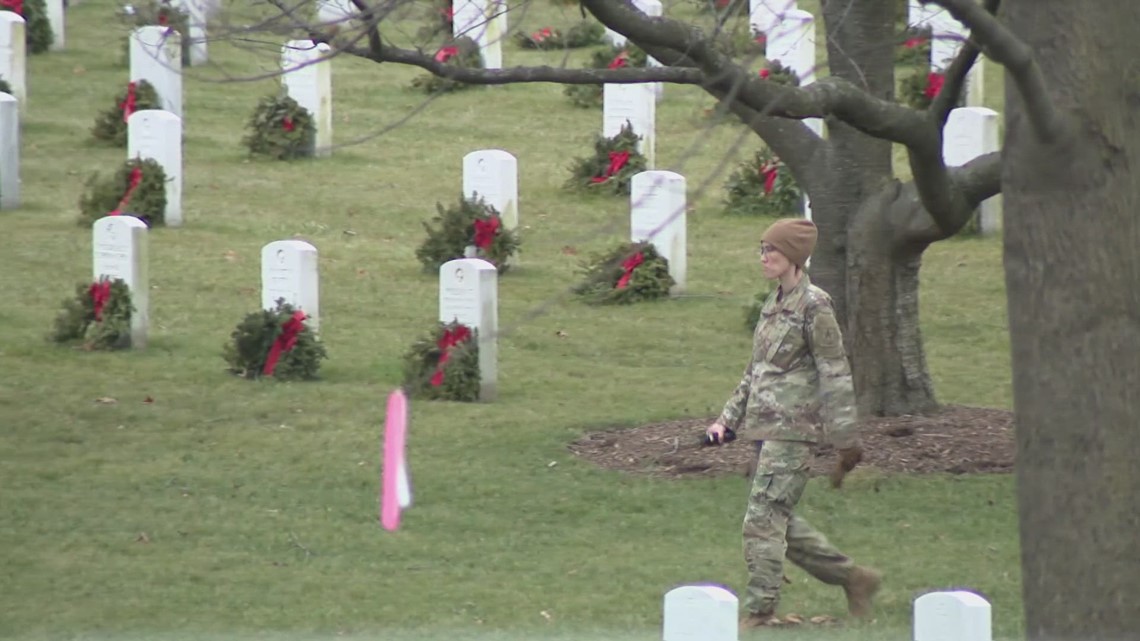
[1000,1,1140,638]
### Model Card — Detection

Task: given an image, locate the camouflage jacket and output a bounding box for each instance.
[717,274,858,448]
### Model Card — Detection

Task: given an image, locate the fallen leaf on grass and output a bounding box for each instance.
[783,613,804,625]
[561,246,578,255]
[555,330,568,338]
[135,532,150,544]
[540,610,552,621]
[223,250,238,262]
[95,397,117,405]
[809,615,837,625]
[143,396,154,404]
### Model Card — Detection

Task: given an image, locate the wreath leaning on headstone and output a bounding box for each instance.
[49,277,134,351]
[513,20,605,50]
[0,76,11,95]
[562,43,650,109]
[90,80,163,147]
[415,0,453,40]
[896,25,932,66]
[78,157,168,228]
[118,0,192,66]
[222,299,328,381]
[409,36,483,94]
[756,59,801,87]
[1,0,54,54]
[242,93,316,160]
[722,147,803,217]
[415,194,521,273]
[572,241,675,305]
[565,121,649,196]
[401,320,481,402]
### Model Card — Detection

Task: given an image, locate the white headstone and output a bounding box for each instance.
[0,13,26,110]
[172,0,207,65]
[281,39,333,157]
[605,0,663,47]
[316,0,357,28]
[630,170,686,292]
[749,0,794,36]
[943,107,1001,235]
[914,591,992,641]
[45,0,64,50]
[766,9,823,138]
[462,149,518,231]
[452,0,505,70]
[908,0,932,27]
[438,258,498,402]
[662,585,738,641]
[261,240,321,332]
[0,92,17,210]
[603,83,656,169]
[92,215,149,348]
[130,26,182,118]
[127,110,182,227]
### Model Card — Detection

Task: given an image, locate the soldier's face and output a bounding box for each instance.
[760,243,792,280]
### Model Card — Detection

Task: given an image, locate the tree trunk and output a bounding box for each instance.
[845,181,938,416]
[1003,1,1140,639]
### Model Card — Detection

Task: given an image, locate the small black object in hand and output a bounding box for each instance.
[701,428,737,446]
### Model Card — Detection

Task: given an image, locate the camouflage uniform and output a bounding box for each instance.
[716,273,859,616]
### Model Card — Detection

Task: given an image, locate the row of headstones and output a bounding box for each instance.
[663,585,993,641]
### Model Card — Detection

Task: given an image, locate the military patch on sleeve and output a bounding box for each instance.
[811,311,845,360]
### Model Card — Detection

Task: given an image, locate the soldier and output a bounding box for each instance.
[706,218,881,630]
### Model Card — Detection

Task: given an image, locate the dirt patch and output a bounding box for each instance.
[568,405,1015,479]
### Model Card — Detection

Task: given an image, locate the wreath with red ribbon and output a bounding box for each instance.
[2,0,53,54]
[242,92,316,160]
[222,299,328,381]
[512,20,604,50]
[91,81,164,147]
[563,43,650,108]
[49,276,135,350]
[722,147,803,217]
[415,193,521,273]
[402,320,481,402]
[409,36,484,94]
[78,157,168,227]
[566,121,649,196]
[572,241,675,305]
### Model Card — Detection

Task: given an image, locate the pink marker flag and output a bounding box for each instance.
[381,388,412,531]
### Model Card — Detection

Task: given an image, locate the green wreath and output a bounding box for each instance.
[1,0,53,54]
[118,1,192,67]
[513,21,604,50]
[222,298,328,381]
[49,277,134,350]
[78,157,168,228]
[0,76,11,95]
[410,36,483,94]
[415,0,453,41]
[572,241,675,305]
[242,93,316,160]
[565,121,649,196]
[757,59,801,87]
[896,25,932,66]
[562,43,650,108]
[90,80,163,147]
[415,194,521,273]
[744,285,774,332]
[722,148,803,217]
[401,320,481,402]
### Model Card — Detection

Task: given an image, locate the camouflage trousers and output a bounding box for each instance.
[742,440,855,616]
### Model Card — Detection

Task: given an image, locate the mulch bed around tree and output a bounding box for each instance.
[568,405,1015,480]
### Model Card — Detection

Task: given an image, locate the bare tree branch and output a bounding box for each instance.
[347,0,386,60]
[929,0,998,125]
[901,150,1002,243]
[927,0,1066,142]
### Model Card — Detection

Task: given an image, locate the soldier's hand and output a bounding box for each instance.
[830,445,864,489]
[706,422,727,444]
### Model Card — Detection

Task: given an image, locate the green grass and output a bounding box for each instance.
[1,1,1017,640]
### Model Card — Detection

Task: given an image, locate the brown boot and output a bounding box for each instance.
[843,566,882,617]
[740,612,780,631]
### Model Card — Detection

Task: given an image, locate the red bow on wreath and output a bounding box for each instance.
[924,72,945,100]
[120,82,138,124]
[608,51,629,69]
[759,162,778,194]
[282,116,295,132]
[89,280,112,322]
[0,0,23,14]
[759,68,770,79]
[262,311,308,376]
[435,46,459,63]
[615,251,644,290]
[109,166,144,216]
[903,36,927,49]
[430,324,472,387]
[591,151,630,184]
[532,27,553,42]
[472,216,500,249]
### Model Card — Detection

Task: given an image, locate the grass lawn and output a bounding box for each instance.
[0,1,1018,640]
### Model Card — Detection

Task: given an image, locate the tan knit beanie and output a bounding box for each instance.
[761,218,818,268]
